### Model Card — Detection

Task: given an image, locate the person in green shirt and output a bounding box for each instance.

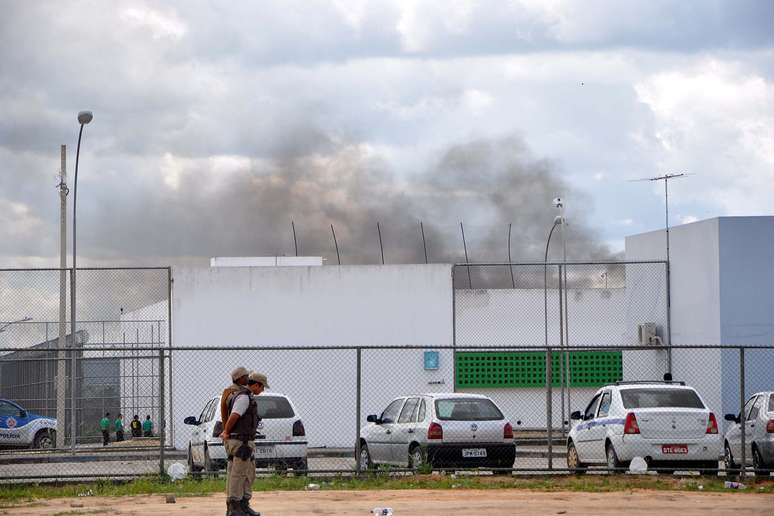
[114,413,124,442]
[99,412,110,446]
[142,415,153,437]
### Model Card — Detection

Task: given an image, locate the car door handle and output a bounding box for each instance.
[385,430,391,435]
[407,429,414,434]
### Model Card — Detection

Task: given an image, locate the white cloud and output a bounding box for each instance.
[635,59,774,215]
[462,89,494,116]
[120,5,186,41]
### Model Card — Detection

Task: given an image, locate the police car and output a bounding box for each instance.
[0,399,57,449]
[566,381,722,473]
[184,392,308,472]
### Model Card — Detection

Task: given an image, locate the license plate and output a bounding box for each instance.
[462,448,487,458]
[254,445,276,456]
[662,444,688,454]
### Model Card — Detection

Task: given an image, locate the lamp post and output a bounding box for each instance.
[544,214,563,467]
[70,110,92,451]
[0,316,32,333]
[553,198,571,438]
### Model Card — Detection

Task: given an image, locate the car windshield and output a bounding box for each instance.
[434,398,504,421]
[255,396,295,419]
[620,388,705,409]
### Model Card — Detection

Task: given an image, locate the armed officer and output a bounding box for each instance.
[220,367,260,516]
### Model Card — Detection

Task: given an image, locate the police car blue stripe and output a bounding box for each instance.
[576,418,625,432]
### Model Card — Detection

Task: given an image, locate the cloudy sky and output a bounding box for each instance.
[2,0,773,267]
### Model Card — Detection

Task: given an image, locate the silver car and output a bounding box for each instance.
[358,393,516,470]
[724,391,774,474]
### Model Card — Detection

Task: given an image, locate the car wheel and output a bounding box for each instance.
[724,442,740,474]
[566,441,587,474]
[752,446,768,476]
[606,443,623,472]
[292,458,308,472]
[409,445,425,469]
[33,429,55,449]
[188,445,203,473]
[358,444,374,471]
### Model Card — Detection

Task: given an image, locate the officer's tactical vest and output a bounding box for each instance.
[226,390,258,440]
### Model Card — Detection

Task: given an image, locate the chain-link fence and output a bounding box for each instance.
[2,343,772,481]
[1,265,772,482]
[0,267,170,481]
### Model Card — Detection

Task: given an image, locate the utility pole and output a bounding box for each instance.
[57,145,67,449]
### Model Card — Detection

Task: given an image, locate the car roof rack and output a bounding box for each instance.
[613,380,686,386]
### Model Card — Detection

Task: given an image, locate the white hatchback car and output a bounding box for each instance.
[566,381,722,472]
[185,392,308,471]
[723,391,774,474]
[358,393,516,470]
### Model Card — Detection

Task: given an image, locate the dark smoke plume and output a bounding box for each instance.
[88,134,614,274]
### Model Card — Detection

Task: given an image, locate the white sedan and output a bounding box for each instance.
[358,393,516,470]
[184,392,308,471]
[566,382,722,473]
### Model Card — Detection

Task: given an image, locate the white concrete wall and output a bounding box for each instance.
[169,264,454,448]
[456,288,628,348]
[626,219,723,417]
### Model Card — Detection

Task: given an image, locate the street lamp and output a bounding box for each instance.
[543,214,563,468]
[70,110,92,451]
[0,316,32,333]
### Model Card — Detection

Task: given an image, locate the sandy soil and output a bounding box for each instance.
[8,489,774,516]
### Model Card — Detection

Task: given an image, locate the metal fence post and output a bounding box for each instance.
[740,346,745,479]
[70,268,77,452]
[452,265,457,393]
[558,264,565,437]
[355,347,362,475]
[167,268,174,445]
[159,348,166,477]
[546,347,553,470]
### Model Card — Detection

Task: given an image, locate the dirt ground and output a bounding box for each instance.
[8,489,774,516]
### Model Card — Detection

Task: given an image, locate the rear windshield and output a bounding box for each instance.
[434,398,504,421]
[769,395,774,413]
[620,388,705,409]
[255,396,295,419]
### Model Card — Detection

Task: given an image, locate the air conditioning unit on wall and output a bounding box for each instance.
[638,323,663,346]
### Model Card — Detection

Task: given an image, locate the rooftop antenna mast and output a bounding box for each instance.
[632,172,689,267]
[631,171,691,374]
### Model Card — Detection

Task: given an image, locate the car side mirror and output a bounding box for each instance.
[19,410,27,418]
[724,413,740,423]
[366,415,379,423]
[183,416,199,426]
[570,411,582,420]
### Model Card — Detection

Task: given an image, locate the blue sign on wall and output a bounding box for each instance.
[424,351,439,370]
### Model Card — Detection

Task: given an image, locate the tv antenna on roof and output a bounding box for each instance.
[629,172,693,264]
[629,171,693,374]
